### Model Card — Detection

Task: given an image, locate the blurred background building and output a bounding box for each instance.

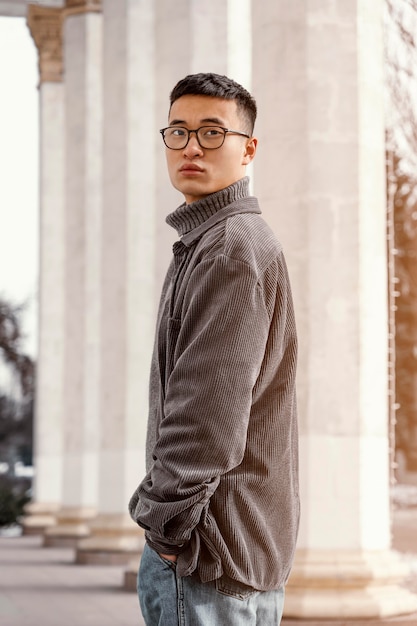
[1,0,417,621]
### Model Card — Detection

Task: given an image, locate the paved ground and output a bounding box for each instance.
[0,534,144,626]
[0,488,416,626]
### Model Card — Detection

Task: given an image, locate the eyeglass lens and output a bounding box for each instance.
[163,126,226,149]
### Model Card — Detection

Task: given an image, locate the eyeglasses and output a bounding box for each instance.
[160,126,250,150]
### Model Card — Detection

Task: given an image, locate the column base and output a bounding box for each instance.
[124,554,142,591]
[284,549,417,620]
[43,506,96,548]
[75,513,145,566]
[281,614,417,625]
[21,501,60,535]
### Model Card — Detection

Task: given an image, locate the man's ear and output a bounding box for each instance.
[242,137,258,165]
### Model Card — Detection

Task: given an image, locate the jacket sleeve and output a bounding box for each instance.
[131,253,276,554]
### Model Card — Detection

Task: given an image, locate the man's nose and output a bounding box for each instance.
[183,131,203,156]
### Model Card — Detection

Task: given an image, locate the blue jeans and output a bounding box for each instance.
[138,544,285,625]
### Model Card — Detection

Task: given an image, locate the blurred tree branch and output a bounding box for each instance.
[0,298,35,398]
[385,0,417,173]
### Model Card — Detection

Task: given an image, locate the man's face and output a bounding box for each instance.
[165,95,257,204]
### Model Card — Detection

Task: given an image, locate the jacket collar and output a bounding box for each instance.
[166,177,261,247]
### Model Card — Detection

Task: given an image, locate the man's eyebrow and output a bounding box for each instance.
[168,117,226,126]
[201,117,225,126]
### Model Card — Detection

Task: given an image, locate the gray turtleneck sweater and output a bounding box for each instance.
[129,177,299,593]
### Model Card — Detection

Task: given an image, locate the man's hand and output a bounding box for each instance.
[159,553,177,563]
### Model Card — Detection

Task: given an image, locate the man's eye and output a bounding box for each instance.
[170,128,186,137]
[204,128,222,136]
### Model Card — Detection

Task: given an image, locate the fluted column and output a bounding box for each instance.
[44,0,103,547]
[253,0,417,619]
[76,0,155,566]
[119,1,253,588]
[152,0,244,291]
[24,4,65,535]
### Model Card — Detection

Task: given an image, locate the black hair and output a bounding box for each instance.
[169,73,257,135]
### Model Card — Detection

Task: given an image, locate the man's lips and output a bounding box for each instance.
[179,164,204,174]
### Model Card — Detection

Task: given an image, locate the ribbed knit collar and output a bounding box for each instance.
[166,177,250,237]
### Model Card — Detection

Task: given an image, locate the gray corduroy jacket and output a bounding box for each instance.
[129,177,300,592]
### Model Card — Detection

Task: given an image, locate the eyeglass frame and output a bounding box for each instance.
[159,125,251,150]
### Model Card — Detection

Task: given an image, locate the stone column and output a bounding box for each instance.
[76,0,155,566]
[253,0,417,619]
[24,4,64,535]
[120,1,252,588]
[153,0,240,293]
[120,1,253,589]
[44,0,103,547]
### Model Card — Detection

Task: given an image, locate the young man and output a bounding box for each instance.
[129,73,299,625]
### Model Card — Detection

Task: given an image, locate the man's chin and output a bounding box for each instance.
[175,182,213,205]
